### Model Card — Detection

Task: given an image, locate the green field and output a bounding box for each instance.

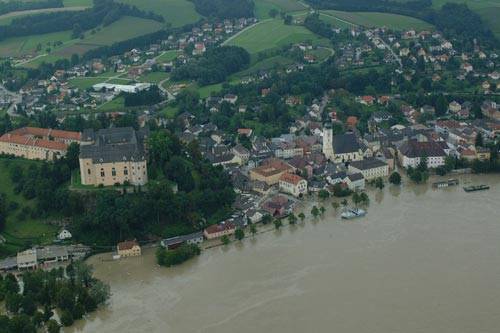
[0,159,58,257]
[0,30,73,58]
[15,16,164,66]
[118,0,201,27]
[226,19,329,54]
[321,10,434,31]
[254,0,307,18]
[156,49,181,62]
[138,71,170,84]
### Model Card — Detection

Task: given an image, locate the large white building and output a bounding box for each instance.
[398,140,446,168]
[79,127,148,186]
[279,173,308,197]
[92,83,151,93]
[349,157,389,180]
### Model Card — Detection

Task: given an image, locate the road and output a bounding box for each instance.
[222,19,273,46]
[0,84,22,117]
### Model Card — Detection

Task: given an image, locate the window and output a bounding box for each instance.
[112,168,116,177]
[100,169,105,177]
[124,167,128,176]
[87,169,91,175]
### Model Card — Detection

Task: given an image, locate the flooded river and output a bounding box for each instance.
[74,175,500,333]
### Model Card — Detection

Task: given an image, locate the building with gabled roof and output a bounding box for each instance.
[279,173,307,197]
[79,127,148,186]
[0,127,81,160]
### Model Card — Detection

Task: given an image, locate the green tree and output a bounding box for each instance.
[268,8,278,18]
[46,319,61,333]
[298,212,305,222]
[374,177,385,190]
[318,189,330,200]
[235,228,245,241]
[288,213,297,225]
[319,206,326,215]
[359,192,369,205]
[389,171,401,185]
[475,132,483,147]
[273,219,283,230]
[352,192,362,207]
[262,214,272,225]
[60,310,73,327]
[331,201,339,210]
[311,206,319,218]
[221,235,230,245]
[249,224,257,237]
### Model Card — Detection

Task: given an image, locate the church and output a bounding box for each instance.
[322,124,364,163]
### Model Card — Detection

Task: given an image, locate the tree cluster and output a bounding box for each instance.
[156,244,201,267]
[0,0,63,16]
[191,0,255,19]
[2,144,81,220]
[0,262,109,332]
[0,0,164,41]
[172,46,250,85]
[123,85,163,107]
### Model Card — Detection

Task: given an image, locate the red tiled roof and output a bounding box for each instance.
[10,127,81,141]
[279,173,304,185]
[117,240,139,251]
[0,134,67,151]
[205,222,235,234]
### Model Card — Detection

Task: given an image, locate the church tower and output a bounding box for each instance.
[322,123,334,160]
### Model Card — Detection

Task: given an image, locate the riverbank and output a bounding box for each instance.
[69,173,500,333]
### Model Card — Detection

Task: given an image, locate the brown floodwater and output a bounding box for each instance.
[72,174,500,333]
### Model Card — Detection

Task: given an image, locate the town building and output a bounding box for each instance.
[398,140,446,168]
[160,232,204,250]
[249,158,295,185]
[79,127,148,186]
[117,240,142,257]
[0,127,81,160]
[204,222,236,240]
[278,173,308,197]
[348,158,389,180]
[323,126,363,163]
[17,249,37,269]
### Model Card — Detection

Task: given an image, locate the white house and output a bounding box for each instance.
[398,140,446,168]
[279,173,308,197]
[348,158,389,180]
[57,229,72,240]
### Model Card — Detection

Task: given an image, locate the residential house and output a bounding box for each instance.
[117,240,142,257]
[204,222,236,240]
[279,173,308,197]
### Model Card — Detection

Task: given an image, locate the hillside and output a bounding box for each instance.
[118,0,201,27]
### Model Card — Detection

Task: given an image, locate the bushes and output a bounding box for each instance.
[157,244,201,267]
[389,171,401,185]
[171,46,250,85]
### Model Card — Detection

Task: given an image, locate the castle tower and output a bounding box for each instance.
[322,123,334,160]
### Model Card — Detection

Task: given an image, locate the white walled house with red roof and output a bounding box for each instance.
[279,173,308,197]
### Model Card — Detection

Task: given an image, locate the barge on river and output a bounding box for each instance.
[463,184,490,192]
[432,179,459,189]
[341,208,366,220]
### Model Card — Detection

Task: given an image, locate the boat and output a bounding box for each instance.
[432,178,459,189]
[463,184,490,192]
[341,208,367,220]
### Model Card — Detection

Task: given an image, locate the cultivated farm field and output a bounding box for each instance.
[118,0,201,27]
[321,10,434,31]
[226,19,329,55]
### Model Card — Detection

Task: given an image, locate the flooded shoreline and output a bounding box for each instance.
[71,174,500,333]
